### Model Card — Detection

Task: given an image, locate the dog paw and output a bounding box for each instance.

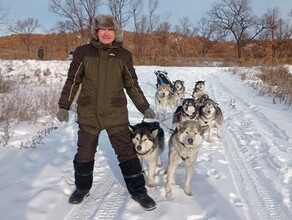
[165,190,172,198]
[217,135,223,140]
[184,190,193,196]
[147,183,155,188]
[157,163,162,168]
[165,186,172,197]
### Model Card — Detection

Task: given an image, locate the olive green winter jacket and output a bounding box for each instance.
[58,39,150,129]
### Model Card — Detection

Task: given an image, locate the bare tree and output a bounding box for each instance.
[174,17,193,35]
[172,17,193,58]
[128,0,146,61]
[48,0,102,39]
[147,0,159,33]
[107,0,132,28]
[54,20,78,34]
[194,17,227,56]
[260,7,292,60]
[130,0,144,32]
[208,0,265,59]
[53,21,80,53]
[8,18,41,57]
[261,7,280,59]
[0,1,10,35]
[0,2,9,24]
[289,9,292,18]
[155,21,171,58]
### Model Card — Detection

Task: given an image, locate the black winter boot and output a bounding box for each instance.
[69,160,94,204]
[69,189,90,204]
[119,158,156,211]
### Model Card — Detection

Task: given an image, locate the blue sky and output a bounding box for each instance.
[1,0,291,36]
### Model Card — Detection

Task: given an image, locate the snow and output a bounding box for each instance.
[1,60,292,220]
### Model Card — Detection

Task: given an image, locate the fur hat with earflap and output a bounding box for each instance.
[91,14,123,42]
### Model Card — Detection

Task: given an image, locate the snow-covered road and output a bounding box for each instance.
[0,62,291,220]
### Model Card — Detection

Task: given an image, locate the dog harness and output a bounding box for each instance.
[182,111,197,120]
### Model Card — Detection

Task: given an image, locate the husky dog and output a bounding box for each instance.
[195,94,210,108]
[173,80,185,106]
[172,98,197,129]
[197,99,223,142]
[165,120,204,197]
[155,84,175,119]
[129,121,165,187]
[192,81,206,100]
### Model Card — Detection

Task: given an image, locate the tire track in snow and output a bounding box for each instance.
[63,159,128,220]
[92,181,129,220]
[223,127,288,220]
[205,72,291,219]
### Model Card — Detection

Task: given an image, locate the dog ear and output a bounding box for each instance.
[176,122,184,131]
[151,129,159,138]
[129,125,135,133]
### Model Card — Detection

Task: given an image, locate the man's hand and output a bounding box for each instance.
[143,108,156,119]
[56,108,69,122]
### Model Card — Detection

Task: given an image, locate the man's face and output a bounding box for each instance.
[97,28,115,45]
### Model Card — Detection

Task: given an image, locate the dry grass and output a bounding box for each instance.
[231,65,292,106]
[0,72,14,93]
[0,85,61,123]
[258,66,292,106]
[0,68,62,146]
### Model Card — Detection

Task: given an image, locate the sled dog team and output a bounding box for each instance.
[130,78,224,197]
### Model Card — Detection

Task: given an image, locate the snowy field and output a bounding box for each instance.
[0,60,292,220]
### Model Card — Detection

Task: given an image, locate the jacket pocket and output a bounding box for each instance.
[77,94,91,106]
[111,94,127,107]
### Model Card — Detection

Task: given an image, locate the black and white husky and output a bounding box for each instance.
[129,121,165,187]
[172,98,198,130]
[165,120,204,197]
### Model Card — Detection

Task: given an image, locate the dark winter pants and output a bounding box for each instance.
[74,123,138,163]
[73,124,149,199]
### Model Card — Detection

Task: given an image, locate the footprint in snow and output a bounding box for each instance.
[206,169,225,179]
[229,193,246,207]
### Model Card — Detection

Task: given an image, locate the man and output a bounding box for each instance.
[38,46,44,60]
[56,15,157,211]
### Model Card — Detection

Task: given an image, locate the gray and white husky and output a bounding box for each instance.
[192,80,207,100]
[155,84,175,119]
[173,80,186,106]
[165,120,204,197]
[197,98,223,142]
[129,121,165,187]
